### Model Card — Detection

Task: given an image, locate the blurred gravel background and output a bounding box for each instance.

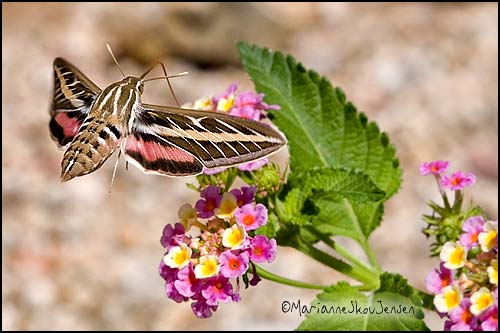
[2,2,498,330]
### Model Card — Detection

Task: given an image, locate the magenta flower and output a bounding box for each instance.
[229,106,261,121]
[191,294,218,319]
[174,264,201,297]
[480,306,498,331]
[249,235,277,263]
[160,223,185,249]
[230,91,280,121]
[195,186,222,218]
[219,250,249,278]
[230,186,256,207]
[441,171,476,191]
[426,263,454,294]
[201,275,234,306]
[158,260,178,283]
[235,203,268,231]
[237,158,269,172]
[449,299,476,331]
[166,280,188,303]
[459,216,485,249]
[159,260,187,302]
[420,160,450,176]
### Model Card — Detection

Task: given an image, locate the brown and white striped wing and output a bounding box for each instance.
[123,104,287,177]
[49,58,101,147]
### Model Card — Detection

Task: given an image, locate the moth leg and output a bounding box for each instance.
[109,150,122,193]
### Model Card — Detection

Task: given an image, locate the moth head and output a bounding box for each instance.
[120,76,144,94]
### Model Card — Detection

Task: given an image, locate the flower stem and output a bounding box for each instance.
[191,220,207,231]
[452,190,463,213]
[255,265,327,290]
[306,226,377,274]
[359,239,382,271]
[294,235,378,286]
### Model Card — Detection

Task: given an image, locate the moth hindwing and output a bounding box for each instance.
[49,58,287,182]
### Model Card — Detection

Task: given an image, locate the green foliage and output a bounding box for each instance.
[237,42,402,243]
[290,168,386,204]
[296,274,429,331]
[235,42,425,331]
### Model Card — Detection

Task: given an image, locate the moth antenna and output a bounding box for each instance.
[159,62,182,107]
[109,150,122,193]
[106,43,126,78]
[139,61,184,107]
[141,72,190,82]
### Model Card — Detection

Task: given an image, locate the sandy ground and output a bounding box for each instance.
[2,3,498,330]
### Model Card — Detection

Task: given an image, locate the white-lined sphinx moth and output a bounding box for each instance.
[49,57,287,182]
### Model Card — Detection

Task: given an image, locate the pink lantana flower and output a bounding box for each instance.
[420,160,450,176]
[249,235,277,263]
[441,171,476,191]
[426,262,454,294]
[459,216,485,250]
[174,264,201,297]
[166,279,189,303]
[235,203,268,231]
[229,91,280,120]
[219,250,249,278]
[480,306,498,331]
[449,298,477,331]
[201,275,234,306]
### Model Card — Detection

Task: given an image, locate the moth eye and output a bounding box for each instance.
[138,84,144,94]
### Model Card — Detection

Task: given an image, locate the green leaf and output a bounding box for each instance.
[237,42,402,240]
[292,168,386,204]
[313,199,384,242]
[296,274,429,331]
[279,188,312,226]
[277,168,385,242]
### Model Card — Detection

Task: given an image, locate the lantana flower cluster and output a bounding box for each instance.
[159,185,277,318]
[183,83,280,174]
[421,161,498,330]
[426,215,498,330]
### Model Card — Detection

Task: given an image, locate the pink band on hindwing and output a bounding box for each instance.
[125,135,195,163]
[55,113,81,138]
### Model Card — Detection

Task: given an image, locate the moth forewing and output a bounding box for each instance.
[123,104,286,173]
